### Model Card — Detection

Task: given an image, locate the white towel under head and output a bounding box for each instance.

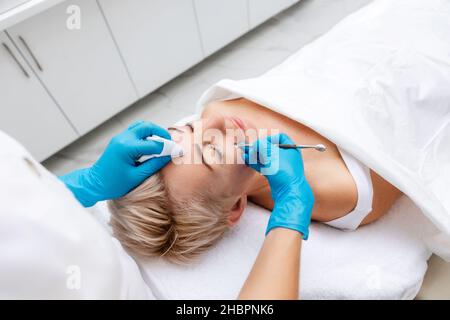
[128,196,437,300]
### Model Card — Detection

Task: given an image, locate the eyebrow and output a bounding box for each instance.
[167,127,184,132]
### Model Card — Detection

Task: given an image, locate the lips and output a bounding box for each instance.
[230,117,247,131]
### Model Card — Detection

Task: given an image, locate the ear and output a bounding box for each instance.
[227,195,248,226]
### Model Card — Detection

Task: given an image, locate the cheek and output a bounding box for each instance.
[223,162,252,183]
[217,140,244,165]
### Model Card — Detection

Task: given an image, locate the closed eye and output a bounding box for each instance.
[187,122,223,166]
[209,144,223,161]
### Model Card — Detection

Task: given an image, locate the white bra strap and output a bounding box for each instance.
[325,149,374,231]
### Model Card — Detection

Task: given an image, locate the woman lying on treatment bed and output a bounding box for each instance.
[109,98,403,264]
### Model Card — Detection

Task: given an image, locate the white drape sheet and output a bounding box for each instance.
[197,0,450,259]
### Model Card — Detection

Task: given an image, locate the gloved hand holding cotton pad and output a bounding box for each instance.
[138,136,184,163]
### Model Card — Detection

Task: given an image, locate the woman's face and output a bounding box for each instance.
[161,115,258,200]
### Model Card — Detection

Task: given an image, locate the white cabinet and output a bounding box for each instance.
[7,0,137,135]
[0,32,77,161]
[248,0,293,28]
[0,0,30,14]
[194,0,249,56]
[1,0,298,161]
[98,0,204,98]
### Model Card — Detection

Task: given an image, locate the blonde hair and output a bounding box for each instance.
[108,173,233,264]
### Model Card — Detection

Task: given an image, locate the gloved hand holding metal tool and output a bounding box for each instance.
[241,133,315,240]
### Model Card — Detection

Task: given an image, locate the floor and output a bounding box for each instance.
[42,0,450,299]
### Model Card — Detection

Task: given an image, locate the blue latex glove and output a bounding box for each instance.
[59,121,172,207]
[242,134,315,240]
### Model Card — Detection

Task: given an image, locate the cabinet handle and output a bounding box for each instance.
[2,42,30,78]
[18,36,43,72]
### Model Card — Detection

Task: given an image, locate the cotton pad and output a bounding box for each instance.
[137,136,184,163]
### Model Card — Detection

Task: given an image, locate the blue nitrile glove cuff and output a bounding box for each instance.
[59,168,106,208]
[266,191,314,240]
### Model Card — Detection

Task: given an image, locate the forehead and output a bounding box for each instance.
[161,160,212,195]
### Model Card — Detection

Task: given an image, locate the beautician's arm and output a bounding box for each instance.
[239,134,314,300]
[239,228,301,300]
[59,121,172,207]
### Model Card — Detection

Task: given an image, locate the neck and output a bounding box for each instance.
[244,173,275,211]
[243,172,264,195]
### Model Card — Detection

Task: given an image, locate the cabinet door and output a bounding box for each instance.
[0,32,77,161]
[194,0,249,56]
[98,0,204,98]
[8,0,137,135]
[248,0,293,28]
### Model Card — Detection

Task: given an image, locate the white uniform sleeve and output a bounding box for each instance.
[0,131,151,299]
